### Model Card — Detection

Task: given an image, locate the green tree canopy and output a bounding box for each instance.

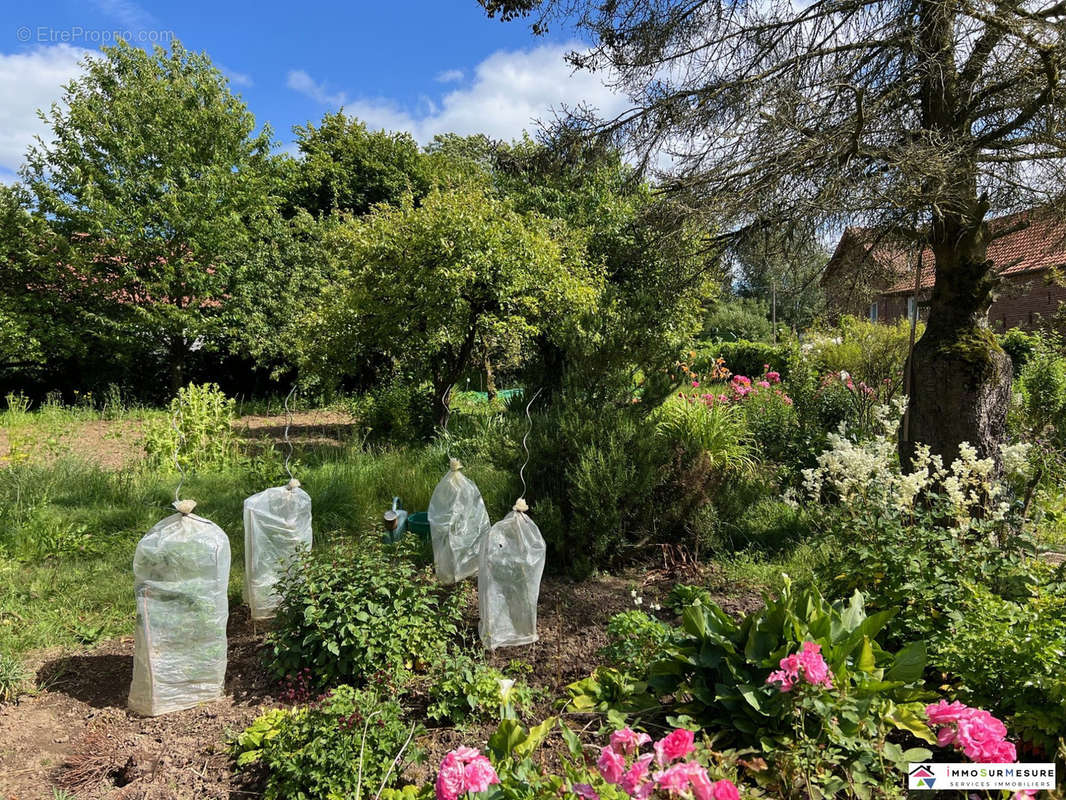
[21,39,276,390]
[491,135,719,408]
[287,113,432,217]
[301,184,603,425]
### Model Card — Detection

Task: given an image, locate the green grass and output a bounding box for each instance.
[0,435,515,659]
[713,541,826,595]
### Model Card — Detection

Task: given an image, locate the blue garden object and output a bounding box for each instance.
[381,497,409,544]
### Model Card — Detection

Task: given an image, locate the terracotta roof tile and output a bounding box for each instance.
[839,210,1066,294]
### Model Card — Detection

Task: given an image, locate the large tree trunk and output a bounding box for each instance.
[900,215,1013,470]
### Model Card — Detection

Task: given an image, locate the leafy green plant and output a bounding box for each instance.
[427,651,533,724]
[143,382,241,472]
[600,610,681,676]
[932,583,1066,754]
[646,579,934,799]
[656,398,756,474]
[804,414,1043,646]
[230,685,416,800]
[647,578,931,737]
[268,543,462,689]
[564,667,660,726]
[0,652,28,702]
[667,583,713,614]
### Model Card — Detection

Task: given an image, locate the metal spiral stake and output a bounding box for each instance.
[441,383,456,462]
[517,388,543,504]
[283,384,297,482]
[171,393,187,505]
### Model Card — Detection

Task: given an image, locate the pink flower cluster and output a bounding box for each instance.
[766,641,833,692]
[435,747,500,800]
[682,365,792,408]
[592,727,740,800]
[820,371,879,398]
[925,701,1017,763]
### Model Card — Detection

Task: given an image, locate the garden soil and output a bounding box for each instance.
[0,572,761,800]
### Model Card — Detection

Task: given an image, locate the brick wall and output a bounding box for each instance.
[872,270,1066,330]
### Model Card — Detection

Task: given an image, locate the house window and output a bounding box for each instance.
[907,297,917,322]
[869,301,879,322]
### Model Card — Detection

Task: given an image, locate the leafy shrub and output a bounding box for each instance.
[231,685,415,799]
[703,339,791,381]
[645,579,934,799]
[427,651,533,724]
[268,544,462,689]
[932,583,1066,753]
[804,315,917,396]
[523,403,664,578]
[143,382,240,471]
[804,409,1042,646]
[600,610,681,676]
[999,327,1046,371]
[1015,337,1066,448]
[349,380,436,444]
[702,296,773,342]
[0,652,27,702]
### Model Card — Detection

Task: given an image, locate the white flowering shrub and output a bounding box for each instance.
[800,405,1041,645]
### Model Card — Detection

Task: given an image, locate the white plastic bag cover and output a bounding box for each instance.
[243,480,313,621]
[478,498,546,650]
[428,459,491,583]
[129,503,230,716]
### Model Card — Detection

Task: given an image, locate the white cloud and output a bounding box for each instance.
[286,69,349,107]
[287,42,633,145]
[91,0,157,33]
[218,63,253,87]
[435,68,464,84]
[0,45,92,175]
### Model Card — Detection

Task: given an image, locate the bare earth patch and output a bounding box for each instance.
[0,573,758,799]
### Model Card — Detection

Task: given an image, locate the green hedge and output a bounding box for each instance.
[694,340,791,380]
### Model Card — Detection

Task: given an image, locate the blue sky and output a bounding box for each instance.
[0,1,631,182]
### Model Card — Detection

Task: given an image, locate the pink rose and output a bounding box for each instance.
[654,763,692,796]
[573,784,600,800]
[598,746,626,785]
[621,753,655,796]
[766,642,831,691]
[463,755,500,794]
[453,746,483,763]
[926,701,1016,764]
[683,762,715,800]
[610,727,652,756]
[712,779,741,800]
[654,729,696,766]
[436,752,467,800]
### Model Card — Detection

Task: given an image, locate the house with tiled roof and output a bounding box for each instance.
[822,209,1066,330]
